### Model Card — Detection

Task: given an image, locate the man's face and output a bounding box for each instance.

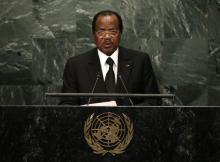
[94,15,121,56]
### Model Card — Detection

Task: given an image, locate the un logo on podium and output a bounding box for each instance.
[84,112,134,156]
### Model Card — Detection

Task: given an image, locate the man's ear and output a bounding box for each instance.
[118,33,122,40]
[90,32,96,41]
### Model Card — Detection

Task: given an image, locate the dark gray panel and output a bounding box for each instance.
[32,38,75,85]
[161,38,208,105]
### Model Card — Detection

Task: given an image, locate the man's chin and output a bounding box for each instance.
[101,48,115,55]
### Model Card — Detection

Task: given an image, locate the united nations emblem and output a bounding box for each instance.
[84,112,134,156]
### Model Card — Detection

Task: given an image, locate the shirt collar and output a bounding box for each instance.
[97,48,119,67]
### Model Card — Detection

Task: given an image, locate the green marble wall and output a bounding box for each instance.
[0,0,219,105]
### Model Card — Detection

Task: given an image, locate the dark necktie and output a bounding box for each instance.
[105,57,116,93]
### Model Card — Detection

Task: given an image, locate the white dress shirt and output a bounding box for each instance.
[97,48,118,83]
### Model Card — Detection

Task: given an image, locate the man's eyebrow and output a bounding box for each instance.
[109,28,119,30]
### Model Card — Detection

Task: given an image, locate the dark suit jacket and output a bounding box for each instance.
[60,46,161,106]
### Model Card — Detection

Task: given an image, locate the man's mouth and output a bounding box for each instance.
[103,42,112,48]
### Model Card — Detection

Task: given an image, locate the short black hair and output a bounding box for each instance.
[92,10,123,34]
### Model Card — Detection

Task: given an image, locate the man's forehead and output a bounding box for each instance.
[100,15,113,21]
[96,15,118,24]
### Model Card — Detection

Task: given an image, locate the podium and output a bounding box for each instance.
[0,104,219,162]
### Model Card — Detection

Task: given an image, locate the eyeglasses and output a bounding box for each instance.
[95,29,120,38]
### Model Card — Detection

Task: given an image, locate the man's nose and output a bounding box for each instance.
[102,32,112,39]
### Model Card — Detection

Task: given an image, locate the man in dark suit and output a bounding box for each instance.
[60,10,161,106]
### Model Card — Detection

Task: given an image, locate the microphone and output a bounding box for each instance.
[87,72,101,105]
[118,74,134,106]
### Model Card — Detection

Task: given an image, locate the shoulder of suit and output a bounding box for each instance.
[67,48,97,63]
[119,46,150,58]
[67,47,150,62]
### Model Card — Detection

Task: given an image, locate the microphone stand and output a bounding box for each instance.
[118,74,134,106]
[87,73,100,105]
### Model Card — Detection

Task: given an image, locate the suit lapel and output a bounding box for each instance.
[117,47,133,93]
[86,47,133,94]
[86,48,107,93]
